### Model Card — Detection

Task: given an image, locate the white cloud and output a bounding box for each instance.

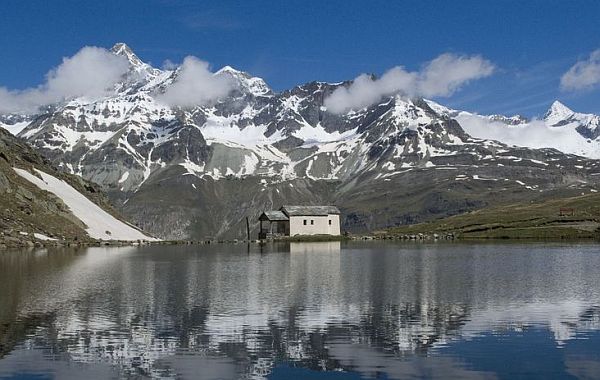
[162,59,178,70]
[324,69,418,115]
[560,50,600,91]
[324,53,495,114]
[155,56,235,108]
[418,54,495,97]
[0,47,129,114]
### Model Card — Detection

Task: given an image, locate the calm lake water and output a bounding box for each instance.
[1,241,600,379]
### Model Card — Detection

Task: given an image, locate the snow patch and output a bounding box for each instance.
[14,167,157,241]
[294,124,358,145]
[34,233,57,241]
[1,121,30,135]
[118,171,130,184]
[201,123,274,147]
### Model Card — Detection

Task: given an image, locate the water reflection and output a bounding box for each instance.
[0,242,600,379]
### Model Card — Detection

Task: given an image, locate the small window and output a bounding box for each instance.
[329,220,332,225]
[303,219,307,225]
[311,220,314,225]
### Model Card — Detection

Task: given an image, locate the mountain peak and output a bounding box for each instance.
[550,100,573,114]
[215,65,272,96]
[216,65,242,75]
[544,100,574,125]
[423,99,458,116]
[111,42,145,68]
[548,100,573,117]
[111,42,132,54]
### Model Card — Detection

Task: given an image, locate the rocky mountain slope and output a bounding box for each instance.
[5,43,600,239]
[0,126,154,247]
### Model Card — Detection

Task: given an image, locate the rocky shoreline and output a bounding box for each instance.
[353,232,457,241]
[4,229,597,251]
[0,229,155,250]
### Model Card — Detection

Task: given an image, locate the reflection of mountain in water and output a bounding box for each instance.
[1,243,600,379]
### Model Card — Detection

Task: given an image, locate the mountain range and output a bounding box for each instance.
[2,43,600,240]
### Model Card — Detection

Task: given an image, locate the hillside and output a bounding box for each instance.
[382,192,600,239]
[0,127,155,248]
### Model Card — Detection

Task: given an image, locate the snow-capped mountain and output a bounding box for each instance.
[440,100,600,159]
[544,100,600,139]
[5,43,600,239]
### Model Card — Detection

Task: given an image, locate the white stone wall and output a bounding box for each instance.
[289,214,340,236]
[328,214,341,235]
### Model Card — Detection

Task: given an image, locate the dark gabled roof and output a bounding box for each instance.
[280,205,341,216]
[259,211,289,221]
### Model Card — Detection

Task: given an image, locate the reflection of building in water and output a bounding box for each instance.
[2,245,600,379]
[289,241,341,255]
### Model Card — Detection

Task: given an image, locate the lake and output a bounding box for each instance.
[1,241,600,379]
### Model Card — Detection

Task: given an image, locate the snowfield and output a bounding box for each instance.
[14,167,157,241]
[455,112,600,159]
[1,121,30,135]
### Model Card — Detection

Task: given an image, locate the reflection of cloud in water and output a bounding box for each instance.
[6,301,595,379]
[463,301,600,345]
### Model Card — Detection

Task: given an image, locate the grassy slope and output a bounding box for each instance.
[381,192,600,239]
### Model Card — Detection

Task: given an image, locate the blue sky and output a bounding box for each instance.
[0,0,599,117]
